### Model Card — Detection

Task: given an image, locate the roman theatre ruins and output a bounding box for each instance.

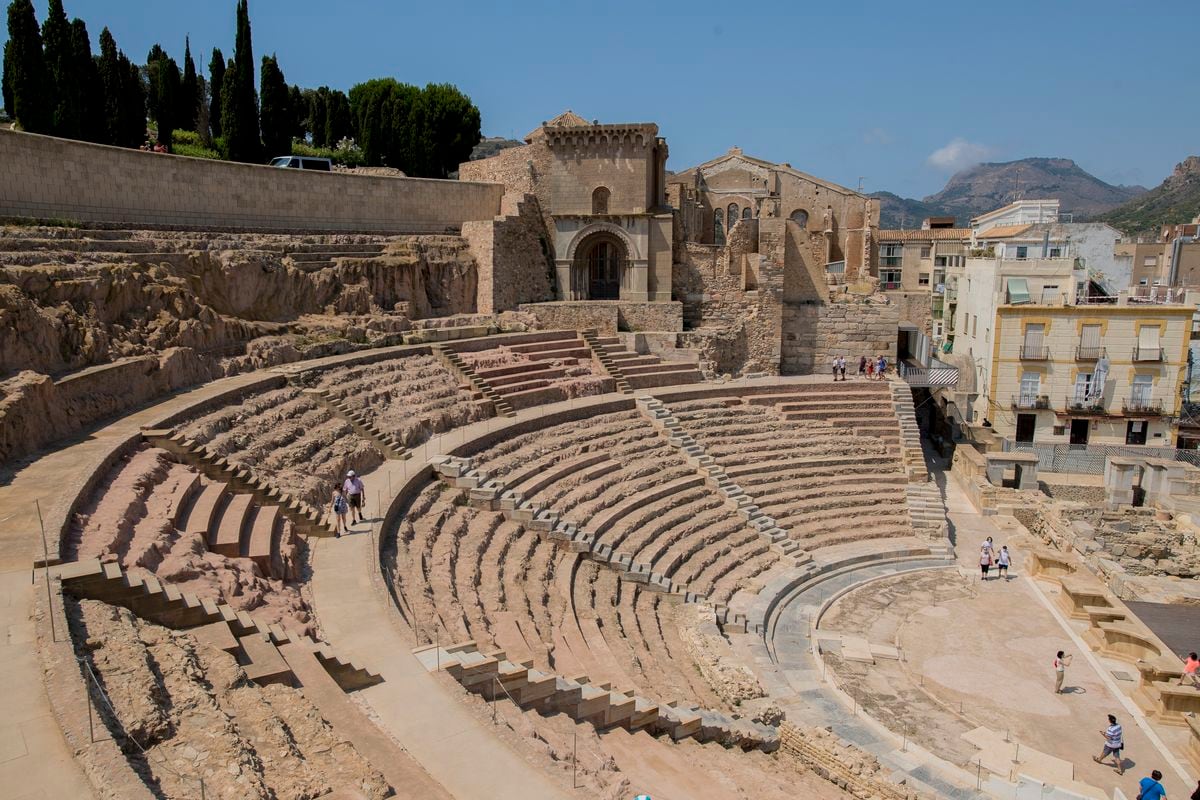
[1,117,1197,800]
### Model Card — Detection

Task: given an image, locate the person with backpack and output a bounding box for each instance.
[331,486,349,537]
[1135,770,1167,800]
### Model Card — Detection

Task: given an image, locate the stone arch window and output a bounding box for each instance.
[727,203,739,226]
[742,206,752,220]
[790,209,809,228]
[592,186,610,215]
[714,209,725,246]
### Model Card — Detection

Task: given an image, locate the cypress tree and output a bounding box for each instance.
[120,53,145,146]
[5,0,50,133]
[221,0,260,162]
[145,45,180,147]
[258,54,289,156]
[70,17,102,142]
[207,47,224,139]
[327,89,351,148]
[2,40,13,118]
[287,83,303,140]
[96,27,122,144]
[308,87,327,147]
[40,0,78,137]
[180,36,198,133]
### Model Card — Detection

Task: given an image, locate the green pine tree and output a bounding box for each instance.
[308,87,327,147]
[96,27,123,144]
[221,0,260,161]
[207,47,224,139]
[120,52,145,145]
[5,0,50,133]
[258,53,289,156]
[287,83,303,140]
[40,0,78,137]
[145,45,180,147]
[2,40,13,117]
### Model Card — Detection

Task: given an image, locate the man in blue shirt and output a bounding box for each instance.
[1136,770,1166,800]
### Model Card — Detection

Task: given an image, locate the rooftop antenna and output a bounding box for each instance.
[858,176,865,193]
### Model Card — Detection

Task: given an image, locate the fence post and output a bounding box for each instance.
[36,500,55,642]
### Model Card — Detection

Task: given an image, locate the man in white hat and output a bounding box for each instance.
[343,470,366,524]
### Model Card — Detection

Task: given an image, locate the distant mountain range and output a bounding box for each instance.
[1093,156,1200,236]
[871,158,1147,229]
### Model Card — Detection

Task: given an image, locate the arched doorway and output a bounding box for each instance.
[574,232,627,299]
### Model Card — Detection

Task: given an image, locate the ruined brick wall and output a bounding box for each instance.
[2,128,504,232]
[459,143,555,249]
[780,300,899,374]
[889,291,933,333]
[462,193,555,313]
[515,300,683,335]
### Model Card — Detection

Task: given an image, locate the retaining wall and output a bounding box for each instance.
[0,128,504,233]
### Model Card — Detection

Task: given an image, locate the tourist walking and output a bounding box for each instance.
[1093,714,1125,775]
[343,469,366,524]
[1053,650,1073,693]
[858,355,868,378]
[1179,651,1199,688]
[866,358,875,379]
[1135,770,1167,800]
[979,545,993,579]
[997,545,1011,579]
[981,536,995,559]
[876,354,888,380]
[832,355,841,382]
[838,356,847,381]
[330,487,349,537]
[1191,778,1200,800]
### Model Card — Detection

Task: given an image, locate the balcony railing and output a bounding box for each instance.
[1123,396,1165,415]
[1012,394,1050,410]
[881,281,901,290]
[1133,346,1164,362]
[1075,346,1106,361]
[1065,394,1106,414]
[1020,345,1050,360]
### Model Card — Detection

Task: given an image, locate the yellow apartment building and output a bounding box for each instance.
[986,304,1191,446]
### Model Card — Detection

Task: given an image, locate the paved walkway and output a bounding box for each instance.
[930,461,1194,798]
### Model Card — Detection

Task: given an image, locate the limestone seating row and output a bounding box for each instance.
[452,330,617,410]
[175,473,294,580]
[666,399,915,551]
[905,482,948,538]
[635,396,811,565]
[585,332,703,390]
[412,639,779,752]
[432,343,515,417]
[580,329,632,393]
[300,388,411,460]
[54,558,380,692]
[430,455,759,635]
[142,429,338,538]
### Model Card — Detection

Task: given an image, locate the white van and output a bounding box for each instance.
[269,156,332,171]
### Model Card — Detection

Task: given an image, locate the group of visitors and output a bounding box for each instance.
[330,470,366,536]
[829,354,889,381]
[977,535,1011,579]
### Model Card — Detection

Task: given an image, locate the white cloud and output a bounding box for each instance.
[863,127,893,146]
[927,137,992,171]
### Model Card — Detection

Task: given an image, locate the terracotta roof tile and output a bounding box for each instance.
[976,224,1032,239]
[877,229,973,241]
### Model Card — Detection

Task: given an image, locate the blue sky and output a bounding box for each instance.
[5,0,1195,197]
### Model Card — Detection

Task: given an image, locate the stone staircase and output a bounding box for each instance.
[905,482,950,545]
[889,382,928,481]
[432,343,514,417]
[429,455,758,634]
[174,474,296,580]
[584,333,703,390]
[142,429,338,538]
[412,639,779,751]
[299,388,411,460]
[581,328,633,393]
[634,396,812,566]
[55,559,381,692]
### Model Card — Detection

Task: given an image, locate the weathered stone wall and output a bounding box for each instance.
[0,349,218,466]
[459,144,555,241]
[516,300,683,335]
[462,193,555,313]
[780,300,899,374]
[889,290,933,333]
[1,129,504,233]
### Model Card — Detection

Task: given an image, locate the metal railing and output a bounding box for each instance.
[1075,346,1106,361]
[1011,394,1050,410]
[1064,394,1106,413]
[1004,439,1200,474]
[1019,345,1050,360]
[1123,395,1165,415]
[1133,346,1164,362]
